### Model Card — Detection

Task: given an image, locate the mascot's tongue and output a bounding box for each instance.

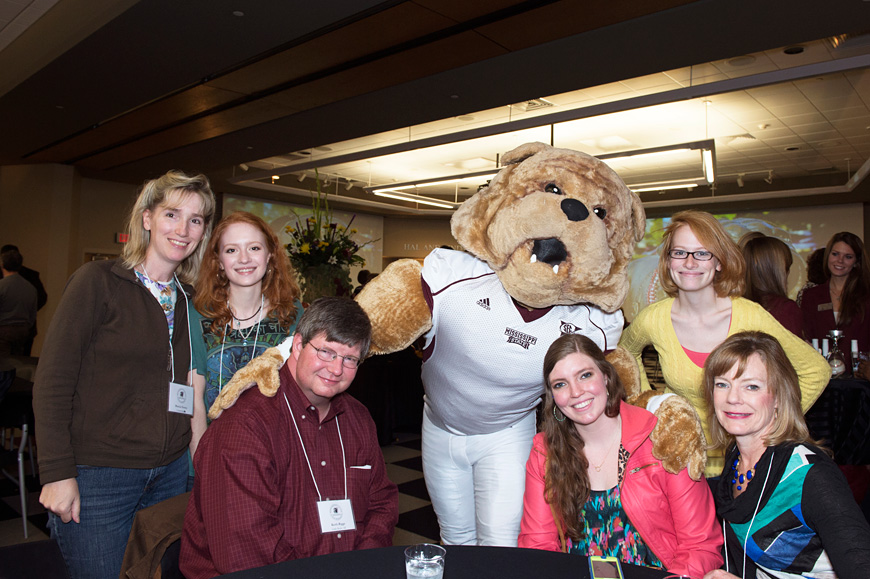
[531,238,567,266]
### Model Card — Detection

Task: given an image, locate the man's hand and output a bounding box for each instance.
[40,478,81,523]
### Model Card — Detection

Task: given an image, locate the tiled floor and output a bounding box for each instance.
[0,432,439,549]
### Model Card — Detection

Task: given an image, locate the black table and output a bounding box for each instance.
[220,545,672,579]
[806,377,870,465]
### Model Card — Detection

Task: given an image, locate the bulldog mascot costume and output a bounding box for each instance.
[212,142,705,547]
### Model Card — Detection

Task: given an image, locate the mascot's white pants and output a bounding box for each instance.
[421,406,536,546]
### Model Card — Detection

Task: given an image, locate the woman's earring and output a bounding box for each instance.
[553,406,566,423]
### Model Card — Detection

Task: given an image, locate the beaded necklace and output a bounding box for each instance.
[730,452,758,491]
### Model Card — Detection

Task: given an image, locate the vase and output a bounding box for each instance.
[299,264,352,302]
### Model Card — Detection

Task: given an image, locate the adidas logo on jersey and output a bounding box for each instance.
[477,298,491,310]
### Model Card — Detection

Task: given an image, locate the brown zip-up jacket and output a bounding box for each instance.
[34,259,193,484]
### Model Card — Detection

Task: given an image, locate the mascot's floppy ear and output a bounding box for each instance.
[452,142,554,264]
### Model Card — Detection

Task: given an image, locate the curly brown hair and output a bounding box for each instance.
[194,211,300,337]
[541,334,626,545]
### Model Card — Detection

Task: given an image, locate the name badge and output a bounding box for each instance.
[317,499,356,534]
[168,382,194,415]
[818,302,833,311]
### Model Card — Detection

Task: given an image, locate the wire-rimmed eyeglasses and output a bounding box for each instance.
[668,249,715,261]
[307,343,361,369]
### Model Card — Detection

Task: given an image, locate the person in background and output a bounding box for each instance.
[796,247,826,308]
[0,248,37,357]
[741,235,802,336]
[801,231,870,373]
[181,297,398,579]
[352,269,371,297]
[189,211,303,466]
[0,244,47,355]
[519,334,722,577]
[619,210,829,478]
[702,331,870,579]
[33,170,215,579]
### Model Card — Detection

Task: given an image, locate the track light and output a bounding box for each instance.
[764,170,774,185]
[345,180,354,191]
[239,163,249,171]
[737,174,745,188]
[298,173,307,182]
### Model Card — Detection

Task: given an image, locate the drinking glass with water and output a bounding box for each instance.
[404,543,446,579]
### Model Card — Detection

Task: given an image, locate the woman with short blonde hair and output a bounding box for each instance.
[702,331,870,579]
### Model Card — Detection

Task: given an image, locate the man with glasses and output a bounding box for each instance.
[181,297,398,579]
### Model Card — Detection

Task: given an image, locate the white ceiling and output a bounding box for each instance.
[241,35,870,206]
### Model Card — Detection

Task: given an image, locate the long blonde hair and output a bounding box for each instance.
[121,170,216,284]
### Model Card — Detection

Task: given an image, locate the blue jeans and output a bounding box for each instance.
[48,453,188,579]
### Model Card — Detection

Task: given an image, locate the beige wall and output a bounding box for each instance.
[0,164,136,354]
[382,217,455,265]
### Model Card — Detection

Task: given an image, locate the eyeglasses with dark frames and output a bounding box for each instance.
[306,342,361,369]
[668,249,715,261]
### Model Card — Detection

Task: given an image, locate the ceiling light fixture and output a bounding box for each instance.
[345,180,354,191]
[297,173,307,182]
[703,149,715,183]
[373,190,457,209]
[629,180,703,193]
[365,168,500,195]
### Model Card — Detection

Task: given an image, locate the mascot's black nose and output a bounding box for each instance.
[561,198,589,222]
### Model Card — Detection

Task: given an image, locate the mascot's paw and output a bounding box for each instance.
[208,347,284,420]
[607,347,641,398]
[646,394,707,481]
[356,259,432,355]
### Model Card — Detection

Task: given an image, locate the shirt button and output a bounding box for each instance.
[337,533,342,539]
[301,415,306,420]
[321,461,326,466]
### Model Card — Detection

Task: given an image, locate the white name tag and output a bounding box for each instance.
[168,382,194,415]
[317,499,356,534]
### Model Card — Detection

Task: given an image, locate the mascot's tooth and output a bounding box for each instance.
[530,254,537,264]
[552,264,559,274]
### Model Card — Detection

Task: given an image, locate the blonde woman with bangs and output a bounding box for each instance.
[619,210,829,478]
[702,331,870,579]
[33,170,215,579]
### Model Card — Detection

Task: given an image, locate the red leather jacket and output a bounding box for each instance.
[518,402,723,577]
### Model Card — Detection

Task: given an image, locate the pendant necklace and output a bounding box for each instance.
[231,294,264,345]
[591,417,621,473]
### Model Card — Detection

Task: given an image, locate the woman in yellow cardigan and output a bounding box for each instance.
[619,211,829,478]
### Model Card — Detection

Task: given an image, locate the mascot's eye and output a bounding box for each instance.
[593,207,607,219]
[545,183,563,195]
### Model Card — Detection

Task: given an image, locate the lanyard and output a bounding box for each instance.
[138,265,192,383]
[283,392,347,501]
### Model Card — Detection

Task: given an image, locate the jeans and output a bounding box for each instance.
[48,453,188,579]
[421,406,536,546]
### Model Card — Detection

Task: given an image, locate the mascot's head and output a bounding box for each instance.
[451,142,645,312]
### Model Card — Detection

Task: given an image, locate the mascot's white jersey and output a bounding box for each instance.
[421,249,624,435]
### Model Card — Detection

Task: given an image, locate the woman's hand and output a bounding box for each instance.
[39,478,81,523]
[703,570,740,579]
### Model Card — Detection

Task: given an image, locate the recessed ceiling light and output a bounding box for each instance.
[726,55,756,67]
[232,11,244,17]
[783,45,805,55]
[450,94,460,99]
[315,146,333,152]
[457,115,475,121]
[784,146,801,151]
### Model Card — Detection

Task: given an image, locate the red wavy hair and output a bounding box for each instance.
[194,211,300,337]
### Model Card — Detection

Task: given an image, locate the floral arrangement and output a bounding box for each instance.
[285,172,374,299]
